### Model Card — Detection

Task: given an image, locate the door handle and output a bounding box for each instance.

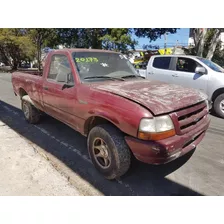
[148,72,154,75]
[172,74,179,77]
[43,86,49,90]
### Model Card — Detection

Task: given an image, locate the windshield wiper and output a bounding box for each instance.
[121,75,145,79]
[84,76,125,81]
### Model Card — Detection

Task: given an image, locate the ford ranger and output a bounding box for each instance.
[12,49,210,180]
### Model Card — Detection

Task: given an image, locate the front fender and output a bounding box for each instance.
[84,109,138,138]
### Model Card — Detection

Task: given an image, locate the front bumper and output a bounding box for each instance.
[125,116,210,165]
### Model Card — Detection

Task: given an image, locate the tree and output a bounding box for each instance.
[55,29,176,51]
[212,46,224,67]
[190,28,224,60]
[190,28,207,57]
[56,28,137,53]
[205,29,224,60]
[133,28,178,41]
[77,28,107,49]
[204,30,224,66]
[0,29,35,69]
[56,28,108,49]
[56,28,79,48]
[101,29,137,52]
[27,29,58,70]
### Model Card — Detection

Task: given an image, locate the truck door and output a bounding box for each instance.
[146,56,173,83]
[170,57,208,94]
[42,53,78,127]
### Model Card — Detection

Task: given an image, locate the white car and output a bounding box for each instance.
[138,55,224,118]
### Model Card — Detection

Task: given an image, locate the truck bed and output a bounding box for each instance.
[12,70,44,103]
[16,69,43,76]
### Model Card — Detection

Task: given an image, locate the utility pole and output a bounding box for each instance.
[164,32,167,55]
[173,40,179,54]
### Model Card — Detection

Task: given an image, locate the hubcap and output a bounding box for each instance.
[23,102,29,119]
[92,138,111,169]
[220,100,224,114]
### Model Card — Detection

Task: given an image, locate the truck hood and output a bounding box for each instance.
[91,79,207,115]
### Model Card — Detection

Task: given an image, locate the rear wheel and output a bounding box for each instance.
[87,124,131,180]
[213,93,224,118]
[22,99,41,124]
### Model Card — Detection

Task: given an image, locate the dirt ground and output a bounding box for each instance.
[0,120,81,196]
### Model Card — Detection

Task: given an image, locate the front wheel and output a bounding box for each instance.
[213,93,224,118]
[87,124,131,180]
[22,99,41,124]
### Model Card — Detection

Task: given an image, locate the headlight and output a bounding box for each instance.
[139,115,174,132]
[205,100,211,111]
[138,115,175,141]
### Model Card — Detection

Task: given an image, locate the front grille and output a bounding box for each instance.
[171,101,208,135]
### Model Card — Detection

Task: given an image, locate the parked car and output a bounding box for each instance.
[20,62,31,69]
[12,49,210,179]
[0,65,12,72]
[138,55,224,118]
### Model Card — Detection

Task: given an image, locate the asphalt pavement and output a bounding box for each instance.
[0,72,224,196]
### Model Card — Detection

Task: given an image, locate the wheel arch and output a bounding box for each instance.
[84,116,121,136]
[211,88,224,102]
[19,88,28,99]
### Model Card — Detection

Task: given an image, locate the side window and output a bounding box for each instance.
[152,57,171,70]
[176,57,200,73]
[48,55,73,84]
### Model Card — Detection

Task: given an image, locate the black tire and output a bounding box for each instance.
[87,124,131,180]
[213,93,224,118]
[21,99,41,124]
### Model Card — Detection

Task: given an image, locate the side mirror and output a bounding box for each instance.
[66,73,73,83]
[62,73,74,90]
[195,66,206,75]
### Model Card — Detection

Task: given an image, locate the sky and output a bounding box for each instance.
[133,28,190,49]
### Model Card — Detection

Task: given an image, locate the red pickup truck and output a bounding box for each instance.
[12,49,210,180]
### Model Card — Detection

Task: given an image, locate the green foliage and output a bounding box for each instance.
[203,29,218,57]
[27,28,59,70]
[0,28,179,70]
[56,28,79,48]
[100,28,137,53]
[186,28,224,66]
[56,28,108,49]
[204,29,224,66]
[133,28,178,41]
[0,29,35,68]
[212,45,224,67]
[56,28,137,53]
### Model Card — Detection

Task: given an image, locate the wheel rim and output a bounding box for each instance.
[92,138,111,169]
[23,102,29,119]
[220,99,224,114]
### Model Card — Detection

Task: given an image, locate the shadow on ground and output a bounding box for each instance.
[0,100,203,196]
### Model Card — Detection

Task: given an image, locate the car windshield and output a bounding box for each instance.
[72,51,139,82]
[197,57,224,73]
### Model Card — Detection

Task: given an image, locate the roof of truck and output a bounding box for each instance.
[52,48,119,54]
